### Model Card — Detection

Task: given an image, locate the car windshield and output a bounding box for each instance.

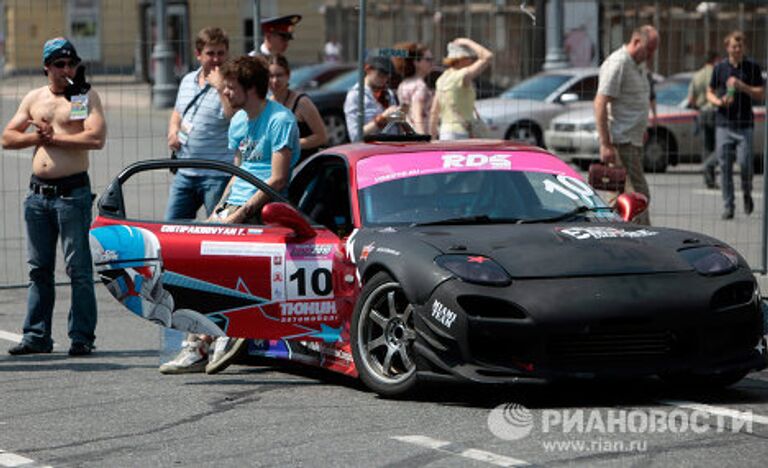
[319,69,360,92]
[359,169,617,227]
[656,79,689,107]
[501,74,572,101]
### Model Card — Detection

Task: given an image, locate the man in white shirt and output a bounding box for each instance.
[594,25,659,226]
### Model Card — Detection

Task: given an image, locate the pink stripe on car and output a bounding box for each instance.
[356,151,579,189]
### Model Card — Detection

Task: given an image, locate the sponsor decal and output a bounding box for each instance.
[303,340,353,363]
[161,225,246,235]
[356,151,576,190]
[290,244,334,258]
[558,227,659,240]
[100,249,119,262]
[247,228,263,235]
[442,153,512,170]
[431,300,457,328]
[279,300,338,323]
[360,242,375,261]
[376,247,401,256]
[200,241,285,257]
[199,242,286,300]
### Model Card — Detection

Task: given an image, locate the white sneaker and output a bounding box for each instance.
[159,339,209,374]
[206,337,247,375]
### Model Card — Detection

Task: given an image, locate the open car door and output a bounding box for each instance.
[89,159,354,345]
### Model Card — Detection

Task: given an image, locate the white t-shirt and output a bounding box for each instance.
[324,41,341,62]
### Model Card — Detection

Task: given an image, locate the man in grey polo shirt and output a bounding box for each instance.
[166,27,235,220]
[595,25,658,226]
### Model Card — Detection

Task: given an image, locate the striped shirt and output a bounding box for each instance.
[174,68,235,177]
[343,83,397,142]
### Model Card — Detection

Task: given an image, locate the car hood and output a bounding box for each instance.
[407,223,719,278]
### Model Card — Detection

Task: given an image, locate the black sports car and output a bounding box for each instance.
[90,139,767,397]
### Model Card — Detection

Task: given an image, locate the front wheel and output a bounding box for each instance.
[506,122,543,147]
[351,272,419,397]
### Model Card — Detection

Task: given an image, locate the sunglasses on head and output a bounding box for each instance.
[51,60,78,69]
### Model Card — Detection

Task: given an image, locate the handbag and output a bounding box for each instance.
[466,107,489,138]
[588,162,626,192]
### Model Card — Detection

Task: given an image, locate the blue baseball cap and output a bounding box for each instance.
[43,37,81,65]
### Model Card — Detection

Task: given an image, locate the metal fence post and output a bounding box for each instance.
[151,0,177,109]
[762,11,768,274]
[253,0,262,53]
[356,0,367,142]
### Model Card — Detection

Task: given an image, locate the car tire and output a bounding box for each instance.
[323,113,349,147]
[660,369,749,390]
[351,272,419,397]
[505,122,543,147]
[643,134,669,173]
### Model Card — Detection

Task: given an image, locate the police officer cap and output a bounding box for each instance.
[261,14,302,40]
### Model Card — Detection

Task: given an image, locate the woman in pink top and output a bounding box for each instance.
[393,42,434,134]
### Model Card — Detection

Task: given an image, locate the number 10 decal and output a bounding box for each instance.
[543,175,595,207]
[286,261,334,299]
[289,266,333,297]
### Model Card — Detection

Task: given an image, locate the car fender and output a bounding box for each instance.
[349,230,451,305]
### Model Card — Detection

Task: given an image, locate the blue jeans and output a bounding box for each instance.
[23,185,97,350]
[165,173,229,220]
[716,126,753,211]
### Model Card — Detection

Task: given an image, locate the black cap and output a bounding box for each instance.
[261,14,302,40]
[365,56,395,77]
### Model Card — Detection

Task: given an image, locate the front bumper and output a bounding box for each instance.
[413,270,768,384]
[545,129,600,163]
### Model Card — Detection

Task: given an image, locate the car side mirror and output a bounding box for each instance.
[560,93,579,104]
[615,192,649,222]
[261,202,317,239]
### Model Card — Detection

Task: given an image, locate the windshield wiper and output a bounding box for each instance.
[519,206,614,224]
[414,215,522,227]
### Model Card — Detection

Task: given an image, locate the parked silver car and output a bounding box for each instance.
[475,68,600,147]
[545,73,766,172]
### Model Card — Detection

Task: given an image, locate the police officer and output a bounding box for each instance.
[249,14,302,57]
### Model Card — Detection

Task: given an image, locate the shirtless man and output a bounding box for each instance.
[1,38,106,356]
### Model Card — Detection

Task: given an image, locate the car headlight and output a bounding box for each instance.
[678,246,741,275]
[435,255,511,286]
[579,122,596,132]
